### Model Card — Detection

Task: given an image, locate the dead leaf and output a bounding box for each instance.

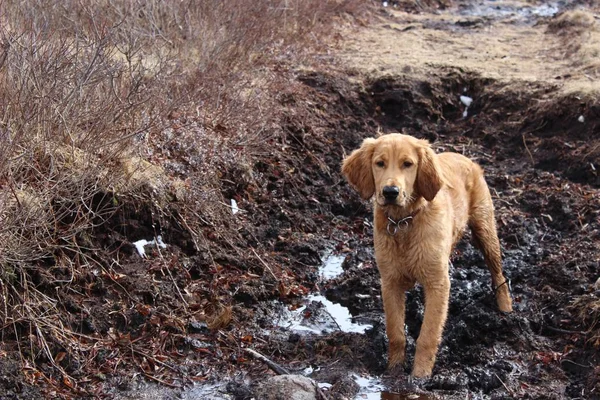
[54,351,67,363]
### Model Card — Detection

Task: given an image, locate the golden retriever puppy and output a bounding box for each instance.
[342,133,513,378]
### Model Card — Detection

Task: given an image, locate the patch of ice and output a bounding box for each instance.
[155,235,167,249]
[532,4,559,18]
[133,239,150,257]
[180,382,233,400]
[459,2,559,19]
[112,380,233,400]
[271,294,372,335]
[320,253,346,280]
[460,95,473,118]
[305,294,372,334]
[353,374,385,399]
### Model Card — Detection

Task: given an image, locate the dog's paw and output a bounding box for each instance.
[388,343,406,368]
[496,289,513,313]
[411,365,433,379]
[386,362,406,377]
[387,352,408,377]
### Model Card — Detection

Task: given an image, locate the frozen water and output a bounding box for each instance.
[320,253,346,280]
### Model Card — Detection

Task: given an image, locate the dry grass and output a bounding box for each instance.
[571,295,600,348]
[547,10,598,35]
[545,10,600,91]
[0,0,365,393]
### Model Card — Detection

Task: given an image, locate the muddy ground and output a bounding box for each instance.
[2,1,600,399]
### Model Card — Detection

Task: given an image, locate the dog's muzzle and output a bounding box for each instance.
[382,185,400,204]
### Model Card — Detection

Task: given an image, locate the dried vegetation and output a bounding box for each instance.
[0,0,365,396]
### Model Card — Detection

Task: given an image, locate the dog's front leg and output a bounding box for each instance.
[381,276,414,370]
[412,274,450,377]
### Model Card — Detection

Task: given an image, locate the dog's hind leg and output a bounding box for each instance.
[469,181,513,313]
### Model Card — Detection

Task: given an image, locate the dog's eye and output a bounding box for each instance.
[376,160,385,168]
[403,161,414,168]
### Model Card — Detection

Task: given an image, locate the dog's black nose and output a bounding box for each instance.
[382,185,400,200]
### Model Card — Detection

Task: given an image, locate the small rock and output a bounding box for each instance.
[594,277,600,291]
[578,115,585,123]
[256,375,318,400]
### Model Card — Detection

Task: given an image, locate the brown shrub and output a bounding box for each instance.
[0,0,365,392]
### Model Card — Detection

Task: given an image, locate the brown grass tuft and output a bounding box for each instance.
[207,305,234,331]
[547,10,598,35]
[571,294,600,348]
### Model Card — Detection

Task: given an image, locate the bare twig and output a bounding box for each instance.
[143,373,183,388]
[522,133,535,165]
[244,348,290,375]
[544,325,585,335]
[251,248,279,281]
[494,372,513,396]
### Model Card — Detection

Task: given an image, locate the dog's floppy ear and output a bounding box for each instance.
[342,138,377,200]
[416,142,443,201]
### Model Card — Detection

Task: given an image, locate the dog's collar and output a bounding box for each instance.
[385,209,421,236]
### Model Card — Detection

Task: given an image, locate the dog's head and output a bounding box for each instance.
[341,134,443,207]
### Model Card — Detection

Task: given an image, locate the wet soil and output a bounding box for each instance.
[2,1,600,399]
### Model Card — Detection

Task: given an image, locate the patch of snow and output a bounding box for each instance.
[305,294,372,334]
[270,294,372,336]
[231,199,239,214]
[320,253,346,280]
[460,95,473,107]
[353,374,385,399]
[133,235,167,258]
